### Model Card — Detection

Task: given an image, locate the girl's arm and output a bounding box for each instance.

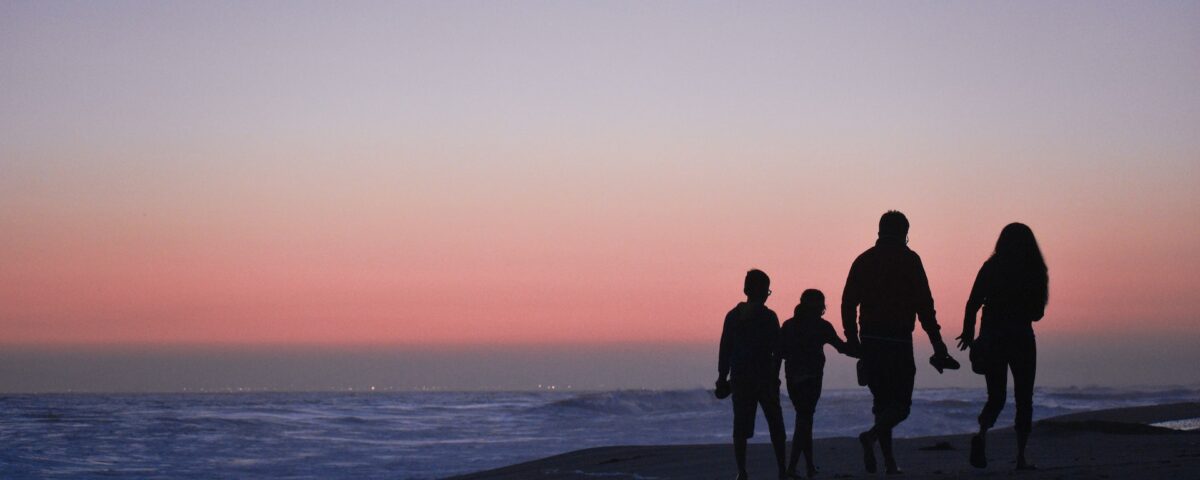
[824,321,857,358]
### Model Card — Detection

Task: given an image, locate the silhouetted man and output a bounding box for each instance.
[842,211,950,474]
[717,269,788,480]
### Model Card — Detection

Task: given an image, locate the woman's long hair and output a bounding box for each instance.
[990,222,1049,307]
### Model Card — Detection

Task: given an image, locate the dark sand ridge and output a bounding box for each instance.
[449,402,1200,480]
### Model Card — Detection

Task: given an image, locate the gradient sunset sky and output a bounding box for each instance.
[2,2,1198,389]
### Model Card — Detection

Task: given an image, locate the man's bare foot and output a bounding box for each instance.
[858,431,877,473]
[970,434,987,468]
[806,464,817,477]
[735,471,749,480]
[1016,458,1037,471]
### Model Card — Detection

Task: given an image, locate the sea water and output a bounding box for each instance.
[1,386,1197,479]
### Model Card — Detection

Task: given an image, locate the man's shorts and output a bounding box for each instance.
[731,380,783,440]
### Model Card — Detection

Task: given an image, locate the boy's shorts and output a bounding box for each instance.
[731,380,784,440]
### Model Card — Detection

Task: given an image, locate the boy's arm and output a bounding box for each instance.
[770,312,783,380]
[776,320,793,364]
[717,312,733,381]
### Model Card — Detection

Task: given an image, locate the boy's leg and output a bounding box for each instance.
[760,385,789,479]
[732,386,757,478]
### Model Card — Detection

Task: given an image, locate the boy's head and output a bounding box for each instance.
[795,289,826,317]
[743,269,771,301]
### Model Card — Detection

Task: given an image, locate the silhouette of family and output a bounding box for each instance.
[716,211,1049,479]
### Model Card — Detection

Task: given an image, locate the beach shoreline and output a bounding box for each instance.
[449,402,1200,480]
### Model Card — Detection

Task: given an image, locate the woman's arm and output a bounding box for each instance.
[957,262,989,350]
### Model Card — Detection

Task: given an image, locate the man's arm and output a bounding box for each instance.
[913,254,948,356]
[841,257,863,351]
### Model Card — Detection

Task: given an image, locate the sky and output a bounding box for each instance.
[2,1,1199,391]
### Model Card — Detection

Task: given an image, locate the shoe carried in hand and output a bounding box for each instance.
[714,378,732,399]
[929,353,961,374]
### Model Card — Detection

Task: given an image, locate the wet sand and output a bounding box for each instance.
[449,402,1200,480]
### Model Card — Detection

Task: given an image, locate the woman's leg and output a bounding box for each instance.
[973,358,1008,468]
[1012,336,1038,469]
[978,362,1009,434]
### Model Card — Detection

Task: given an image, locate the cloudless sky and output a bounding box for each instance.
[2,2,1198,389]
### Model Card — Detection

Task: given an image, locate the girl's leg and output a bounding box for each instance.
[786,382,803,475]
[786,378,819,477]
[804,378,822,476]
[788,413,803,475]
[799,413,814,475]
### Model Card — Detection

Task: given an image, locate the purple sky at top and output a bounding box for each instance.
[2,2,1198,355]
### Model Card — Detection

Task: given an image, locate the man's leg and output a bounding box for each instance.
[787,421,803,475]
[878,348,915,474]
[861,354,883,473]
[734,438,748,479]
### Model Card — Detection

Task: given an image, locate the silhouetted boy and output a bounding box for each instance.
[717,269,788,480]
[778,289,855,478]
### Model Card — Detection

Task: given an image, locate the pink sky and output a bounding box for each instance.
[3,2,1199,347]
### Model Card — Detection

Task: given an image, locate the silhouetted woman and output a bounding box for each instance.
[956,223,1048,470]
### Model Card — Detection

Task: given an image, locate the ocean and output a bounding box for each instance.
[1,385,1197,479]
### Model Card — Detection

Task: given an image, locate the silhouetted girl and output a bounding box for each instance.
[957,223,1048,470]
[777,289,854,478]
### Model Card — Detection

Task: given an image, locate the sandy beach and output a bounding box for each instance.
[450,402,1200,480]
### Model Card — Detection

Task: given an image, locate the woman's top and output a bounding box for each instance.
[968,258,1048,337]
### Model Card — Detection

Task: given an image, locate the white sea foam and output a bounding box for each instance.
[1151,417,1200,431]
